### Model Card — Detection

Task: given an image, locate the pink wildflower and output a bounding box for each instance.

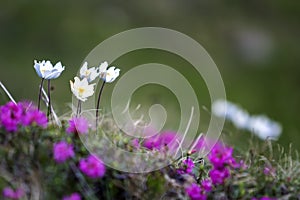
[0,102,23,132]
[2,187,24,199]
[62,193,81,200]
[66,117,89,134]
[185,183,206,200]
[209,168,230,185]
[201,179,212,192]
[143,131,178,151]
[79,155,106,178]
[177,158,195,174]
[53,141,75,163]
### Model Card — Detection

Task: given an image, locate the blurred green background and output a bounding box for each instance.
[0,1,299,149]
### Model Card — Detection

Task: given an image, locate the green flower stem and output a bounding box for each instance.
[77,100,82,117]
[47,80,51,118]
[37,78,45,110]
[96,81,106,128]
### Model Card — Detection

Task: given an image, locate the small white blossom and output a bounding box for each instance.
[34,60,65,79]
[212,99,282,140]
[247,115,282,140]
[79,62,100,82]
[70,77,95,102]
[102,67,120,83]
[98,61,120,83]
[98,61,109,74]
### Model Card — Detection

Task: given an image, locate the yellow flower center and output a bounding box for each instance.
[78,87,85,95]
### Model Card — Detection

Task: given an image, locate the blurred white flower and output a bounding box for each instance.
[98,61,120,83]
[212,99,282,140]
[79,62,100,82]
[231,109,250,129]
[247,116,282,140]
[34,60,65,79]
[212,100,250,129]
[70,77,95,102]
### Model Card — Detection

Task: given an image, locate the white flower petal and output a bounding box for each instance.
[99,61,108,73]
[33,60,65,79]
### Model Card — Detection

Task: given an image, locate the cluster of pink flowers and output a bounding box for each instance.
[66,117,89,135]
[185,139,240,200]
[62,192,81,200]
[53,141,75,163]
[2,187,24,199]
[208,143,238,185]
[177,158,195,174]
[0,101,47,132]
[252,197,276,200]
[79,155,106,178]
[186,179,212,200]
[143,131,178,151]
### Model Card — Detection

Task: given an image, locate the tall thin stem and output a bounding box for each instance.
[38,78,45,110]
[96,81,106,128]
[47,79,51,118]
[77,100,81,117]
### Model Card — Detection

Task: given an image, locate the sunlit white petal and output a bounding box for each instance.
[79,62,100,82]
[70,77,95,102]
[101,66,120,83]
[33,60,65,79]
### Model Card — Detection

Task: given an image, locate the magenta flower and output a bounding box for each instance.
[143,131,178,151]
[22,109,48,128]
[201,179,212,192]
[53,141,75,163]
[0,102,23,132]
[251,197,276,200]
[208,144,234,169]
[177,158,195,174]
[209,168,230,185]
[0,101,47,132]
[264,165,276,176]
[66,117,89,135]
[62,193,81,200]
[2,187,24,199]
[79,155,106,178]
[185,183,206,200]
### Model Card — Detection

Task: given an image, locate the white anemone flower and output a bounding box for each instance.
[70,77,95,102]
[79,62,100,82]
[97,61,120,83]
[98,61,109,74]
[101,66,120,83]
[34,60,65,79]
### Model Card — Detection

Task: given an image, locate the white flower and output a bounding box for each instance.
[98,61,120,83]
[102,67,120,83]
[70,77,95,102]
[212,99,250,129]
[79,62,100,82]
[34,60,65,79]
[98,61,109,74]
[231,109,250,129]
[247,115,282,140]
[212,99,282,140]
